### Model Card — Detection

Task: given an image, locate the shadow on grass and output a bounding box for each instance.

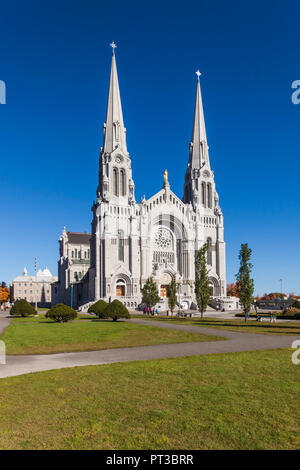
[137,315,300,333]
[184,319,300,333]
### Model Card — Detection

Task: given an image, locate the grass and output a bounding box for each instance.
[131,315,300,335]
[0,349,298,450]
[1,316,223,355]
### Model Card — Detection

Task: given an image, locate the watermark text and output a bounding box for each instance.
[291,80,300,104]
[291,340,300,365]
[0,80,6,104]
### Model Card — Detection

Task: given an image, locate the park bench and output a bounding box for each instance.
[256,313,276,323]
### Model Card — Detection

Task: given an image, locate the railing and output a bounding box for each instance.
[71,259,90,265]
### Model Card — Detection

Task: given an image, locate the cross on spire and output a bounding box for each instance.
[196,70,201,80]
[110,41,117,54]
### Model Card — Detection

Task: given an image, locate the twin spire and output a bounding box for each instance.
[102,43,210,172]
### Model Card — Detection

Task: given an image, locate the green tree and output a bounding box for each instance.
[46,303,77,323]
[167,275,177,314]
[235,243,254,321]
[103,299,130,321]
[88,299,108,318]
[292,300,300,309]
[10,299,36,317]
[194,244,211,319]
[141,277,160,308]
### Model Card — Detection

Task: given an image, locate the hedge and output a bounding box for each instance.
[88,299,108,318]
[46,303,77,323]
[103,299,130,321]
[10,299,36,317]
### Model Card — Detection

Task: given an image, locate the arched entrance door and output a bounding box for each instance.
[116,279,126,297]
[159,272,172,299]
[160,285,168,298]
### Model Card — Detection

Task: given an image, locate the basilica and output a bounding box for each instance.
[52,45,237,311]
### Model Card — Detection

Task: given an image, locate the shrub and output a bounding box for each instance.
[88,299,108,318]
[46,303,77,323]
[10,299,36,317]
[103,299,130,322]
[282,307,300,318]
[292,300,300,309]
[235,313,257,318]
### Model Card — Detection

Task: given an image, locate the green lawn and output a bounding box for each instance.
[1,317,223,355]
[0,349,298,449]
[132,315,300,335]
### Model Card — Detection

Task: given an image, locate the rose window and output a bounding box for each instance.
[155,228,173,250]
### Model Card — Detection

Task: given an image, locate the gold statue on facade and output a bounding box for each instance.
[163,169,168,184]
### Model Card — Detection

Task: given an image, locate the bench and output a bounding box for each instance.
[256,313,276,323]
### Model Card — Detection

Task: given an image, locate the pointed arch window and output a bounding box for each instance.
[207,237,212,266]
[118,230,124,261]
[207,183,212,208]
[202,182,206,207]
[120,169,126,196]
[113,168,119,196]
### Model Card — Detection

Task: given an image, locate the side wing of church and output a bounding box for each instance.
[53,46,237,311]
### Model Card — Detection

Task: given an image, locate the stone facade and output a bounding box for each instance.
[52,230,90,307]
[12,267,57,307]
[55,48,235,311]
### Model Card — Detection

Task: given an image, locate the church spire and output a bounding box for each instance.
[183,71,213,205]
[189,71,209,170]
[97,44,135,204]
[102,42,128,155]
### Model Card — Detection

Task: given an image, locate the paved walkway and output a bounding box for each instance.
[0,311,11,335]
[0,317,299,379]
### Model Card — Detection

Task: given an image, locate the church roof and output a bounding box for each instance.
[66,232,91,245]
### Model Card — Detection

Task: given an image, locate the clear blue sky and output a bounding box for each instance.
[0,0,299,295]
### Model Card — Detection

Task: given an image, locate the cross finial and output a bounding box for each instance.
[196,70,201,80]
[110,41,117,54]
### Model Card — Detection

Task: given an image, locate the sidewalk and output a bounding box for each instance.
[0,318,298,379]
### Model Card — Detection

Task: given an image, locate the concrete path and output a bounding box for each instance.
[0,318,299,379]
[0,311,11,335]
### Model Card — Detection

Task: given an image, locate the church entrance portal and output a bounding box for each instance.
[160,285,168,298]
[116,285,125,297]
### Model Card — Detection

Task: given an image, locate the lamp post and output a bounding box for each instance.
[34,257,38,311]
[70,283,74,309]
[279,278,283,295]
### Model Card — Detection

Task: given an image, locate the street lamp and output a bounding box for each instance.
[279,278,283,295]
[35,257,38,311]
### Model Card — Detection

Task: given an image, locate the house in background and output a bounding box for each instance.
[11,267,57,307]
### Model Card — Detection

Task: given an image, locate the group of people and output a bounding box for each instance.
[143,307,159,316]
[0,304,8,311]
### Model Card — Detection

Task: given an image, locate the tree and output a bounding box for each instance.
[292,300,300,309]
[46,303,77,322]
[141,277,160,308]
[88,299,108,318]
[103,299,130,321]
[167,275,177,314]
[194,243,211,319]
[235,243,254,321]
[0,284,9,304]
[10,299,36,317]
[227,283,238,297]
